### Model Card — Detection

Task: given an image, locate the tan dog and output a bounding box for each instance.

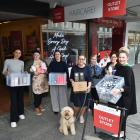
[59,106,76,135]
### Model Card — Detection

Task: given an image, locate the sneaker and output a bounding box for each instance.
[11,122,17,128]
[39,106,45,112]
[35,108,42,116]
[19,114,25,120]
[112,131,124,138]
[80,116,85,124]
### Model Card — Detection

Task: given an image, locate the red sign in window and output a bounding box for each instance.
[93,103,121,134]
[52,7,64,23]
[103,0,126,17]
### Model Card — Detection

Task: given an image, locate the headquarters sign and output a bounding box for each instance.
[64,0,103,21]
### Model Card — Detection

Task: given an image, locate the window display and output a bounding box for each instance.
[42,22,87,66]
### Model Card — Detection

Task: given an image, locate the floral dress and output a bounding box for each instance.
[30,60,49,94]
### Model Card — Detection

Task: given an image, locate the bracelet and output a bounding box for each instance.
[120,88,123,92]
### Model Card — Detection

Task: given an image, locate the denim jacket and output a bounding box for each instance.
[89,64,102,87]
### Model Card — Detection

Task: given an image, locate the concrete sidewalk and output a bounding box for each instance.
[0,64,140,140]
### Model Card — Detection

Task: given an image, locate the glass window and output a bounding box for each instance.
[128,31,140,65]
[42,21,87,66]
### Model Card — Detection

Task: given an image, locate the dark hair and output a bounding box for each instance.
[13,48,22,60]
[33,50,40,54]
[53,50,62,60]
[53,50,61,56]
[78,54,85,59]
[90,54,97,59]
[110,51,118,58]
[13,48,21,52]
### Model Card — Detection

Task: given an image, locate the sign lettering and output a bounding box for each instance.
[65,0,102,21]
[93,103,121,134]
[47,32,69,61]
[103,0,126,17]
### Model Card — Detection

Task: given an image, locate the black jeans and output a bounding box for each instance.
[91,88,99,101]
[33,94,43,108]
[89,88,99,109]
[9,87,24,122]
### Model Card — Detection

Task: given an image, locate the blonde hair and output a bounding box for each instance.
[119,47,129,55]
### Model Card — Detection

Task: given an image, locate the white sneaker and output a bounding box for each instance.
[11,122,17,128]
[19,114,25,120]
[112,131,124,138]
[80,116,85,124]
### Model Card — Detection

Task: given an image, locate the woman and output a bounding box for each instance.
[102,51,119,76]
[2,49,25,128]
[30,51,48,116]
[48,50,69,114]
[70,55,91,124]
[89,55,102,103]
[99,52,110,68]
[111,47,137,137]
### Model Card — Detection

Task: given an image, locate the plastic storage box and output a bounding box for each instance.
[95,75,124,104]
[49,73,66,85]
[6,72,31,87]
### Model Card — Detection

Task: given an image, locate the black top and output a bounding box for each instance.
[70,65,92,82]
[102,62,119,76]
[48,60,69,81]
[115,64,137,115]
[70,65,92,107]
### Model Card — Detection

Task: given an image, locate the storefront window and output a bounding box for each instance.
[97,27,112,60]
[42,21,87,66]
[128,31,140,65]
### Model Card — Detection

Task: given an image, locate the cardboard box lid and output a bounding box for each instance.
[73,81,87,93]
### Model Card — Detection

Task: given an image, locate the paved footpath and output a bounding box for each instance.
[0,64,140,140]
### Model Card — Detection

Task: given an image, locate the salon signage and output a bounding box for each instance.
[93,103,121,134]
[64,0,103,21]
[103,0,126,17]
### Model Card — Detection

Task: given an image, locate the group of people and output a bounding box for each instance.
[2,47,137,138]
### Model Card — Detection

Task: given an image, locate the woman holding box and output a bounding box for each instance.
[30,50,48,116]
[111,47,137,138]
[2,49,25,128]
[48,50,69,114]
[70,55,91,124]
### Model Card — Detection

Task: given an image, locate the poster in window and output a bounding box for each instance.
[9,31,23,51]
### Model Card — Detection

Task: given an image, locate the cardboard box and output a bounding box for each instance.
[73,81,87,93]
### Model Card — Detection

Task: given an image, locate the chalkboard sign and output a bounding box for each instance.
[47,32,69,62]
[44,31,87,66]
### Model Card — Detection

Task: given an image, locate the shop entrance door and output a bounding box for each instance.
[97,27,112,61]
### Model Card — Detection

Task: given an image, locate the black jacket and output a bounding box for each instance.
[115,64,137,115]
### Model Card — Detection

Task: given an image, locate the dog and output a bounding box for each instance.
[59,106,76,135]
